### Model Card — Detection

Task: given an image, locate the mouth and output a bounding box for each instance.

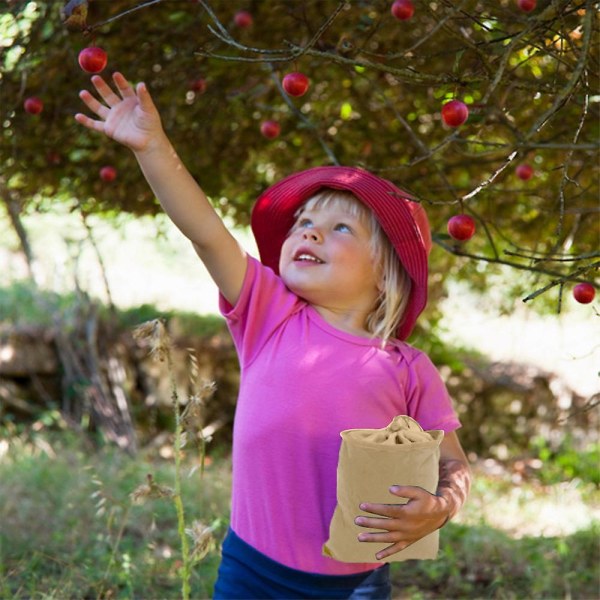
[293,250,324,264]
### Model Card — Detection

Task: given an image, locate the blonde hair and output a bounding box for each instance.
[300,189,412,343]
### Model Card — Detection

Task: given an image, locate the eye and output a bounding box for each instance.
[334,222,352,233]
[297,218,313,229]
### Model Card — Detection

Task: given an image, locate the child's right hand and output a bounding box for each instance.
[75,72,163,153]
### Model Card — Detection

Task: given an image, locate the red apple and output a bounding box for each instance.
[391,0,415,20]
[282,72,310,97]
[447,214,475,241]
[100,166,117,182]
[573,283,595,304]
[78,47,108,74]
[441,100,469,127]
[516,163,534,180]
[190,78,207,94]
[24,96,43,115]
[234,10,253,28]
[517,0,536,12]
[46,151,62,166]
[260,120,281,139]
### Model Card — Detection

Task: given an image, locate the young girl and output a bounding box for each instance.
[76,72,471,599]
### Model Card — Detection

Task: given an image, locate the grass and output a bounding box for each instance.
[0,428,230,599]
[0,425,598,600]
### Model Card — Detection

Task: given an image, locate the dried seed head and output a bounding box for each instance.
[133,319,171,362]
[185,520,215,562]
[131,473,175,505]
[181,396,203,432]
[198,380,216,402]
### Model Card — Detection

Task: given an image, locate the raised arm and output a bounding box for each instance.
[75,72,247,305]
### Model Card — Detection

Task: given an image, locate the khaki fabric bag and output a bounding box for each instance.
[323,415,444,563]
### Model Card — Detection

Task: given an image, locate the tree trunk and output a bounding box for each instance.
[0,184,36,281]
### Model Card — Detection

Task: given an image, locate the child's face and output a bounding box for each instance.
[279,201,380,323]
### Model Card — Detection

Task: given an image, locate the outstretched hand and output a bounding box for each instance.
[75,72,163,153]
[355,485,449,560]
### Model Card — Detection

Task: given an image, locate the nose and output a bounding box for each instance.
[302,228,322,243]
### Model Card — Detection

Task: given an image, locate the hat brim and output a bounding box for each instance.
[251,166,430,340]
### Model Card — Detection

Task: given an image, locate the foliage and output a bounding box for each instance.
[0,279,78,327]
[390,522,600,599]
[0,428,598,599]
[0,0,598,306]
[0,279,227,339]
[530,434,600,485]
[0,428,227,599]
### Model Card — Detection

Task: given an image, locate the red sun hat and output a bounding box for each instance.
[251,166,431,340]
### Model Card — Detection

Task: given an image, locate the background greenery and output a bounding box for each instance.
[1,0,598,307]
[0,1,598,598]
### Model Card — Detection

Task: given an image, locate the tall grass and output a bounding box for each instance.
[0,424,598,599]
[0,427,229,599]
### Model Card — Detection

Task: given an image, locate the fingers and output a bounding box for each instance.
[111,71,136,98]
[74,112,105,133]
[78,89,110,120]
[375,541,409,561]
[356,530,412,561]
[90,74,123,107]
[359,501,404,519]
[134,81,158,114]
[389,485,427,500]
[355,515,397,531]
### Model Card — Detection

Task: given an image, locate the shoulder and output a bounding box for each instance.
[389,339,435,369]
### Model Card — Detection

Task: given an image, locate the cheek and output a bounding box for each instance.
[279,237,294,270]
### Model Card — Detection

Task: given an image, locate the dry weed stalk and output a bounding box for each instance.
[132,319,216,600]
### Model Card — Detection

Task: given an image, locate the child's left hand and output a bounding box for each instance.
[355,485,449,560]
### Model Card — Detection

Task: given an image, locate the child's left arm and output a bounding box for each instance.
[355,431,471,561]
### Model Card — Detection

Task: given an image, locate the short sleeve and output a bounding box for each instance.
[404,350,461,433]
[219,256,302,367]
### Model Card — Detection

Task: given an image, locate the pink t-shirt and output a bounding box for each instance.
[220,256,460,575]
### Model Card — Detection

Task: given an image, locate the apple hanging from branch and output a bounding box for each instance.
[78,47,108,74]
[100,166,117,182]
[572,283,595,304]
[441,100,469,127]
[391,0,415,21]
[447,214,476,241]
[516,163,534,180]
[517,0,536,12]
[282,72,310,97]
[189,78,207,94]
[260,120,281,139]
[234,10,253,28]
[24,96,44,115]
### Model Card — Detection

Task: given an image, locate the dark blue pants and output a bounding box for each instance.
[213,528,391,599]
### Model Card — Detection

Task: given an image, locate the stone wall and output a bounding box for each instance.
[1,322,595,458]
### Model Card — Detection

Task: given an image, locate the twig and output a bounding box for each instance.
[77,206,116,313]
[87,0,165,32]
[283,1,349,61]
[551,88,590,252]
[461,150,518,202]
[504,250,600,263]
[435,239,599,283]
[363,74,458,204]
[522,260,600,303]
[525,0,594,138]
[268,65,339,166]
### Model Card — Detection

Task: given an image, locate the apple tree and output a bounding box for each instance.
[1,0,598,308]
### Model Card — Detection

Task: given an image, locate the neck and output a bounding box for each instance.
[311,304,372,337]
